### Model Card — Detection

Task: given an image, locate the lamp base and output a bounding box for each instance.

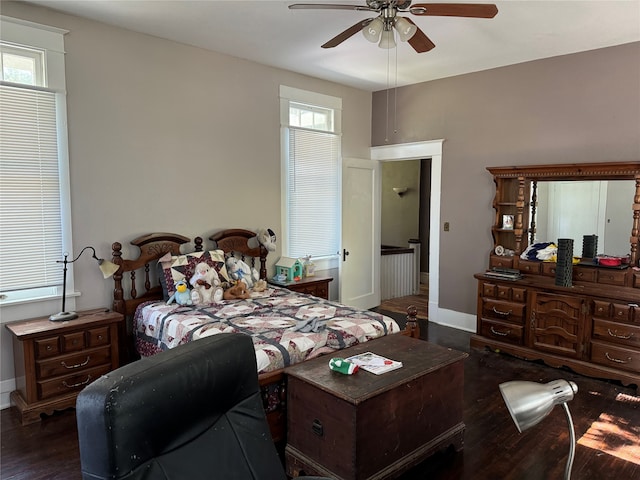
[49,311,79,322]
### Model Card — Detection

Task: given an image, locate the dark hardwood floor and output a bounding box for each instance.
[2,309,638,480]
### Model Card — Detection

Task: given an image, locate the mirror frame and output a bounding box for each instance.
[487,162,640,265]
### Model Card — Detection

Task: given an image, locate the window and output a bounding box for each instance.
[0,17,71,305]
[280,86,342,263]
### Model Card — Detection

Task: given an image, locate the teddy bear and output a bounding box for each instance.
[167,279,192,306]
[189,262,223,305]
[223,281,251,300]
[225,257,259,289]
[256,228,277,252]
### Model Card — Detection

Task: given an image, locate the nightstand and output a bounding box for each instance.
[5,308,124,425]
[270,276,333,300]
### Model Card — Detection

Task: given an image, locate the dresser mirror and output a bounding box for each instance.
[487,162,640,266]
[531,179,636,257]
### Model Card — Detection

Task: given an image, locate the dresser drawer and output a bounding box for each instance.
[573,267,597,282]
[592,319,640,349]
[88,326,110,347]
[37,364,112,400]
[35,337,61,359]
[36,347,112,380]
[489,255,514,269]
[63,331,86,352]
[481,283,526,303]
[541,262,557,277]
[590,340,640,373]
[597,269,627,286]
[518,260,540,274]
[480,319,524,345]
[481,299,525,325]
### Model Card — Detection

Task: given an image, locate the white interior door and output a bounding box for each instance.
[546,181,607,248]
[340,157,380,309]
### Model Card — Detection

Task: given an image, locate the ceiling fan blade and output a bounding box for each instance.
[405,19,436,53]
[321,19,373,48]
[410,3,498,18]
[289,3,377,12]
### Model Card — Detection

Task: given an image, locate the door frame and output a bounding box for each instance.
[371,140,443,324]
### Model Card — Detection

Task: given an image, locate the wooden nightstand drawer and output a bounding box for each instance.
[63,331,86,352]
[88,326,110,347]
[37,364,112,400]
[35,337,61,359]
[36,346,112,380]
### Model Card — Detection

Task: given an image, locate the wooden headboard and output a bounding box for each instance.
[210,228,268,280]
[111,229,269,320]
[111,232,195,320]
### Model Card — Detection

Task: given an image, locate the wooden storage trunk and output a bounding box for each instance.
[285,335,467,480]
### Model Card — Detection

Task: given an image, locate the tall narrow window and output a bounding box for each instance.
[0,18,71,304]
[280,86,342,261]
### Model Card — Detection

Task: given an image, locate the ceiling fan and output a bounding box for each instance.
[288,1,498,52]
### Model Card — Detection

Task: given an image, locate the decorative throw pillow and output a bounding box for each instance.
[162,250,229,297]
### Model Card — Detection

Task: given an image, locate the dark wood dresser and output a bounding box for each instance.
[284,334,467,479]
[473,162,640,388]
[5,308,124,425]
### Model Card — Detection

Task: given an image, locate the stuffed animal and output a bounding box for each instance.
[256,228,277,252]
[167,279,192,306]
[252,279,267,292]
[225,257,259,289]
[223,281,251,300]
[189,262,223,305]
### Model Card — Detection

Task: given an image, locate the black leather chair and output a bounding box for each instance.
[76,333,330,479]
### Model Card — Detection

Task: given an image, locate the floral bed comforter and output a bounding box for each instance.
[134,286,400,374]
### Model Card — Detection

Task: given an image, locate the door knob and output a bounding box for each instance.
[343,249,350,261]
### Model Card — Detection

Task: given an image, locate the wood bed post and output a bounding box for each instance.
[111,242,124,315]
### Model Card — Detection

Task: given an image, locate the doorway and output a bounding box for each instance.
[371,140,443,324]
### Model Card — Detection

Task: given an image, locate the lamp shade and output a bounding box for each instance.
[394,16,417,42]
[98,259,119,279]
[378,29,396,49]
[362,17,384,43]
[499,379,577,433]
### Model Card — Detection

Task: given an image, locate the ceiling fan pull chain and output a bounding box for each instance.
[385,43,391,142]
[394,42,398,136]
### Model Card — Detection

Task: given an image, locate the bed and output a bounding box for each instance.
[110,228,419,443]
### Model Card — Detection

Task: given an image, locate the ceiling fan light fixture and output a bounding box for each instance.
[362,16,384,43]
[394,16,417,41]
[378,28,396,49]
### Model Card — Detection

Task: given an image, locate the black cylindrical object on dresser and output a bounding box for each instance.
[555,238,574,287]
[582,234,598,259]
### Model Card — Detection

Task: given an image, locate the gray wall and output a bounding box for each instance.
[372,42,640,315]
[0,2,371,397]
[381,160,420,247]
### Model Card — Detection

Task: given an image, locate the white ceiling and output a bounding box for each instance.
[21,0,640,91]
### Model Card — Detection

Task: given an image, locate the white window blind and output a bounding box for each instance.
[0,84,63,292]
[286,127,340,259]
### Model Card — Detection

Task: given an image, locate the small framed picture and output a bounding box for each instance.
[502,214,514,230]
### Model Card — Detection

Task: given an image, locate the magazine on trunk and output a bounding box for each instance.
[345,351,403,375]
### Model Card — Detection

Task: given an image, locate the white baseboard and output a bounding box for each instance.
[1,378,15,410]
[428,303,476,333]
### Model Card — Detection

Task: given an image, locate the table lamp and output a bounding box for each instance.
[499,379,578,480]
[49,246,119,322]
